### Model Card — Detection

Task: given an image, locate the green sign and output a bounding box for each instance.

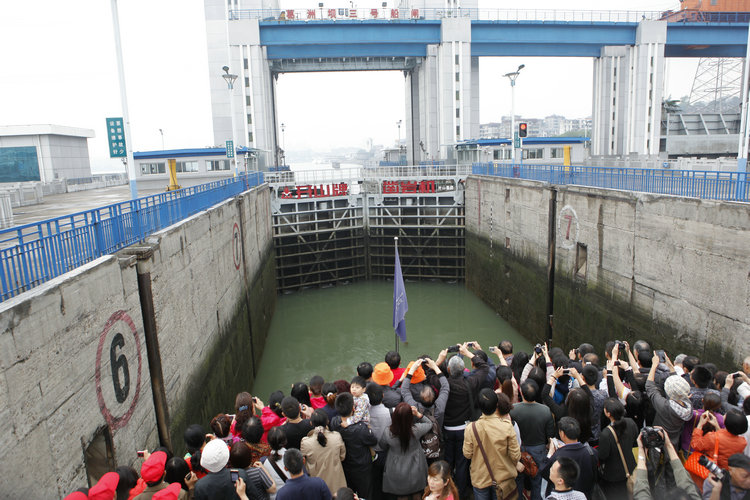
[106,117,127,158]
[226,140,234,159]
[513,132,520,149]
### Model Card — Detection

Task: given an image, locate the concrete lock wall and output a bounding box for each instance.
[465,175,750,368]
[0,184,276,499]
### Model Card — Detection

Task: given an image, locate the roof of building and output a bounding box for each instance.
[0,124,95,138]
[458,137,590,148]
[133,147,258,160]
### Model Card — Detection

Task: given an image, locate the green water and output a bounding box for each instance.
[250,281,531,402]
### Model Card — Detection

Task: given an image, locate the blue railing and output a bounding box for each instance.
[0,172,264,302]
[471,163,749,203]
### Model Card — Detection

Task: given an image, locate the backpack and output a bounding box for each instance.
[420,413,442,460]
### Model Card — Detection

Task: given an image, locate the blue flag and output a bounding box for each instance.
[393,243,408,342]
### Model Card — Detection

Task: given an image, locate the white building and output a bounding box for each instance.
[0,125,94,183]
[455,137,590,165]
[133,147,259,190]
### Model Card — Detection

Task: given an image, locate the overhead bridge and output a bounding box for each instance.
[266,167,468,291]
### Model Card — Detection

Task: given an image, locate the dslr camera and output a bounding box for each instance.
[447,344,460,353]
[534,344,543,354]
[615,340,627,352]
[640,427,664,449]
[698,455,724,480]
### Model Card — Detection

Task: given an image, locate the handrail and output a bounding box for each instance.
[0,172,265,302]
[472,163,749,202]
[233,8,750,24]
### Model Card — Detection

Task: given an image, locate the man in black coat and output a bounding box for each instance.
[540,417,598,500]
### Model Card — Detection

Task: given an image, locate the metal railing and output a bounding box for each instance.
[472,163,749,202]
[0,172,264,302]
[264,165,472,187]
[234,8,749,23]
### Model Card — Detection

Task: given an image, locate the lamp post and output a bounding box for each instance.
[110,0,138,199]
[503,64,525,164]
[397,119,402,147]
[222,66,239,177]
[281,123,286,151]
[159,128,164,150]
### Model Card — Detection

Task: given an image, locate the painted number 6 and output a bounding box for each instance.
[110,333,130,404]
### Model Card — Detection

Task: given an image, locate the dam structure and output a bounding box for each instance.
[0,164,748,498]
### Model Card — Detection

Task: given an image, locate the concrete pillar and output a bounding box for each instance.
[591,21,666,159]
[205,0,279,169]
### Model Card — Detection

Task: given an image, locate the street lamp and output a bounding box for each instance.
[503,64,525,164]
[222,65,239,177]
[281,123,286,151]
[159,128,164,150]
[397,119,402,148]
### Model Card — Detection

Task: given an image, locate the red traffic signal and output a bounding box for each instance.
[518,123,528,138]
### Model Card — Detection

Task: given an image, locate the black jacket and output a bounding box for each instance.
[330,416,377,472]
[443,356,488,427]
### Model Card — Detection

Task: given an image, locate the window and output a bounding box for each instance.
[455,54,459,65]
[493,149,511,160]
[207,160,230,171]
[175,161,198,173]
[247,114,252,124]
[550,147,564,159]
[243,58,248,69]
[455,125,460,136]
[456,90,460,101]
[244,77,250,87]
[455,72,460,82]
[140,162,166,175]
[245,96,251,106]
[248,132,253,143]
[523,148,544,159]
[455,108,460,118]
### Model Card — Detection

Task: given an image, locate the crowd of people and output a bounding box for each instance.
[69,339,750,500]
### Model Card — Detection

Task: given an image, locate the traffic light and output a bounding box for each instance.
[518,122,528,138]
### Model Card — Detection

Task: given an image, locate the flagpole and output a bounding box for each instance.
[394,236,399,354]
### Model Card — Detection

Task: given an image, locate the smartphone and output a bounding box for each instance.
[230,468,239,484]
[614,360,621,366]
[467,342,476,348]
[656,350,666,363]
[137,450,145,458]
[184,472,193,482]
[562,369,570,375]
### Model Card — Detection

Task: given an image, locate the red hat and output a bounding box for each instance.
[141,451,168,483]
[88,471,119,500]
[152,482,182,500]
[63,493,87,500]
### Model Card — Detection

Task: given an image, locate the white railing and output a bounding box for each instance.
[234,8,672,23]
[265,165,472,188]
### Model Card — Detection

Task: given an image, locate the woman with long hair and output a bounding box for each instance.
[300,409,347,495]
[422,460,459,500]
[597,398,638,500]
[231,392,255,441]
[261,426,291,499]
[321,382,339,422]
[380,402,433,500]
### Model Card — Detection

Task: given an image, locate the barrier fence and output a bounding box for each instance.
[234,8,750,23]
[472,163,749,202]
[0,172,264,303]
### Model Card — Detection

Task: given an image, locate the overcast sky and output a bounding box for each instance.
[0,0,697,172]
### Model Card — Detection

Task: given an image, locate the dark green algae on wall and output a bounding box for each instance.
[466,231,735,368]
[168,249,276,455]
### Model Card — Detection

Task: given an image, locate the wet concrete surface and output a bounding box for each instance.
[9,186,166,228]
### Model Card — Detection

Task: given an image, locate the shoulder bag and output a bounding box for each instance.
[471,422,518,500]
[605,425,635,499]
[684,433,720,481]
